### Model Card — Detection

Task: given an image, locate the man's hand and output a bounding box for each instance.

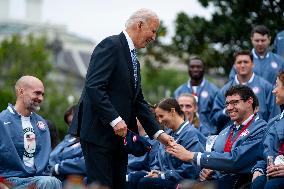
[145,170,161,178]
[252,171,263,181]
[267,164,284,177]
[157,132,174,147]
[113,120,127,137]
[166,143,194,162]
[199,169,214,181]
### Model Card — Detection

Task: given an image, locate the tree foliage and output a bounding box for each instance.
[171,0,284,74]
[0,35,70,139]
[140,21,188,103]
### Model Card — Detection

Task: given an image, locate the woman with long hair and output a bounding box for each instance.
[177,93,210,137]
[128,98,206,189]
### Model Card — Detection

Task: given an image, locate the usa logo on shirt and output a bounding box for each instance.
[271,61,278,69]
[201,91,209,98]
[252,87,260,94]
[240,129,249,137]
[132,135,137,142]
[37,121,46,131]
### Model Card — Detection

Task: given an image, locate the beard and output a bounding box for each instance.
[25,99,41,112]
[28,104,40,112]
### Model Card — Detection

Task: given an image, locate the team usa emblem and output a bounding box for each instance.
[132,135,137,142]
[252,87,260,94]
[37,121,46,130]
[240,129,249,137]
[271,61,278,69]
[201,91,209,98]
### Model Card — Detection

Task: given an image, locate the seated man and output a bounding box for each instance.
[167,85,267,189]
[0,75,61,189]
[229,25,284,85]
[212,50,279,132]
[174,56,219,134]
[48,105,86,181]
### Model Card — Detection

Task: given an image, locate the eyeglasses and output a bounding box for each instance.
[224,99,244,108]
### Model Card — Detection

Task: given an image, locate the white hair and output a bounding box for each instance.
[125,8,159,28]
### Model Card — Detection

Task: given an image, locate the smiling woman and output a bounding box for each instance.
[154,98,185,132]
[126,97,206,189]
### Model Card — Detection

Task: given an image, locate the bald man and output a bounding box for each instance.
[0,75,61,189]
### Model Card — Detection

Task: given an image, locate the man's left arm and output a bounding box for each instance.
[135,88,172,146]
[52,156,86,176]
[193,126,266,174]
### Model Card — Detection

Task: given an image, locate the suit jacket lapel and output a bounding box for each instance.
[118,32,138,97]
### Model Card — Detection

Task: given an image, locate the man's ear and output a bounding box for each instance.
[138,20,143,29]
[268,36,271,44]
[247,97,254,105]
[17,88,24,96]
[170,108,176,116]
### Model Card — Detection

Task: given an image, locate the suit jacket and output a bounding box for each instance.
[69,32,160,149]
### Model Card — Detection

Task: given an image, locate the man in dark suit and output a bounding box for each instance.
[69,9,173,189]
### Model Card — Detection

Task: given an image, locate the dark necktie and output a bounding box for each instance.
[131,49,138,88]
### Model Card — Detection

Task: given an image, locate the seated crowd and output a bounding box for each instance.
[1,25,284,189]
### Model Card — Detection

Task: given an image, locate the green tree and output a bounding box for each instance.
[172,0,284,74]
[0,35,70,138]
[139,21,188,103]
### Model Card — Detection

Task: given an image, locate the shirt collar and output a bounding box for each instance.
[123,30,135,52]
[187,79,205,88]
[176,120,189,135]
[7,103,32,117]
[280,110,284,120]
[252,48,270,59]
[234,114,254,129]
[7,103,16,114]
[234,73,255,85]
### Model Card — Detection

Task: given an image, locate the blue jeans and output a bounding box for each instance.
[251,175,284,189]
[128,171,177,189]
[137,177,177,189]
[6,176,61,189]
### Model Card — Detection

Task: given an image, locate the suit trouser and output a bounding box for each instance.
[81,139,128,189]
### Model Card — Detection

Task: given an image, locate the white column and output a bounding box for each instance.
[0,0,10,20]
[26,0,42,23]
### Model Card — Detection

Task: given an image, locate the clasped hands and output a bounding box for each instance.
[166,142,195,162]
[113,120,127,137]
[144,170,162,178]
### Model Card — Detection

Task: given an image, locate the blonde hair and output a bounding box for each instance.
[178,93,200,128]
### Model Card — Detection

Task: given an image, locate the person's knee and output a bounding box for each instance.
[265,181,277,189]
[264,179,283,189]
[137,178,148,189]
[251,175,266,189]
[36,176,62,189]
